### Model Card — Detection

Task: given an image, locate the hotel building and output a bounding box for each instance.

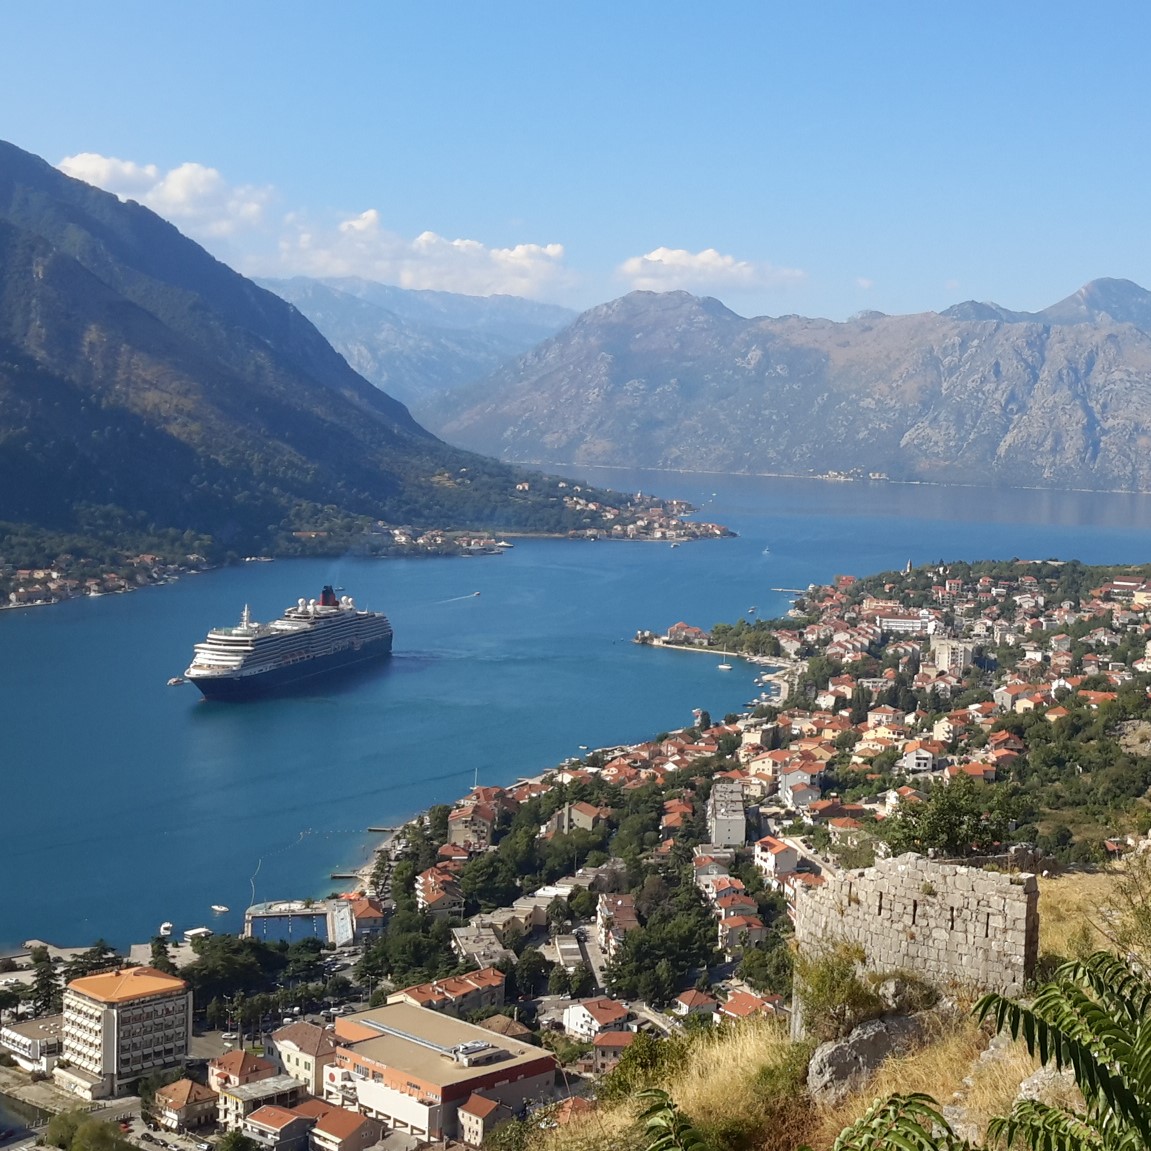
[55,966,192,1099]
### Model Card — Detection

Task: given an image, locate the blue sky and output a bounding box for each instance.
[5,2,1150,319]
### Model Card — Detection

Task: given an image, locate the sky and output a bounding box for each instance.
[4,2,1151,321]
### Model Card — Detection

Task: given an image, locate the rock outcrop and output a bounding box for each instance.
[807,1015,925,1103]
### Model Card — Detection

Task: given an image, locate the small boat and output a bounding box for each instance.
[496,541,514,549]
[159,921,173,937]
[167,676,186,687]
[211,904,229,914]
[717,650,733,671]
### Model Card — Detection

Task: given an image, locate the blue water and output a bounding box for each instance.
[4,472,1151,951]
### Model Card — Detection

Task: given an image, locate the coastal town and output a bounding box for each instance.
[4,559,1151,1149]
[1,487,730,609]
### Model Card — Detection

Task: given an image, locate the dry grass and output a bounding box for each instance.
[535,1017,810,1151]
[1036,868,1115,961]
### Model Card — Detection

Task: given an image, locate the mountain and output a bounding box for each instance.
[438,283,1151,492]
[0,139,591,554]
[256,276,575,419]
[941,278,1151,329]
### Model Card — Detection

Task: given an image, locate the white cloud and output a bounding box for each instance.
[57,152,572,299]
[280,208,570,298]
[856,276,875,290]
[58,152,272,238]
[618,246,804,294]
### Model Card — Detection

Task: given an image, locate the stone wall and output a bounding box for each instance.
[793,853,1039,997]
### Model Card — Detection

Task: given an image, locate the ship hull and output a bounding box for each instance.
[189,633,393,701]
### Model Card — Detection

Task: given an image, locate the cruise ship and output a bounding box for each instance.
[185,586,393,700]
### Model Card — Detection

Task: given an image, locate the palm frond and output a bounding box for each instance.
[635,1088,711,1151]
[987,1097,1107,1151]
[821,1092,971,1151]
[1057,952,1151,1027]
[974,988,1149,1143]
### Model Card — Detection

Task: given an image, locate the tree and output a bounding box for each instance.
[63,940,119,983]
[150,936,177,975]
[216,1133,259,1151]
[515,947,550,997]
[31,955,62,1016]
[881,774,1017,858]
[547,964,571,996]
[568,962,596,998]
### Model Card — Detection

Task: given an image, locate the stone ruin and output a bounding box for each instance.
[793,852,1040,998]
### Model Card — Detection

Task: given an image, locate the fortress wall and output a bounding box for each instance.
[793,852,1038,997]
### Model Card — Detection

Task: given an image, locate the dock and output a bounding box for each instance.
[329,872,359,880]
[367,826,398,833]
[771,587,807,594]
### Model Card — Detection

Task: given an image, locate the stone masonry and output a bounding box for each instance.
[793,853,1039,997]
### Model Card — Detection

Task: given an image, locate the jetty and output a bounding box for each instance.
[367,826,398,833]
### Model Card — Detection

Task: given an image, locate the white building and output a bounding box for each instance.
[0,1014,63,1073]
[561,997,630,1041]
[706,781,746,846]
[54,966,191,1100]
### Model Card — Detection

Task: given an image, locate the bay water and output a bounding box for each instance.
[4,472,1151,951]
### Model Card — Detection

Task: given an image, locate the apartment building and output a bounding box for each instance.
[54,966,191,1100]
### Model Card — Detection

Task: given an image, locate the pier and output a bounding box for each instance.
[367,826,398,833]
[329,872,359,880]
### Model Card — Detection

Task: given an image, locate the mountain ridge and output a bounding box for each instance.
[256,275,574,416]
[0,138,616,556]
[438,281,1151,492]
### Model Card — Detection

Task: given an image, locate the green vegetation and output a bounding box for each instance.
[45,1113,134,1151]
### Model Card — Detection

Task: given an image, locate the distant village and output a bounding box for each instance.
[1,484,730,608]
[4,560,1151,1149]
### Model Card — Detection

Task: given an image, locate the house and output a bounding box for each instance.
[779,768,820,809]
[718,990,782,1021]
[241,1104,316,1151]
[588,1030,637,1074]
[717,915,766,955]
[752,836,798,886]
[310,1106,382,1151]
[388,967,506,1017]
[457,1093,513,1147]
[707,780,746,846]
[541,801,612,837]
[476,1015,535,1043]
[713,891,759,921]
[665,622,710,646]
[561,997,630,1041]
[269,1021,338,1096]
[153,1079,219,1131]
[210,1049,277,1093]
[346,897,385,938]
[551,1097,596,1126]
[415,866,465,919]
[673,990,718,1019]
[596,894,639,960]
[218,1075,305,1132]
[451,923,517,969]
